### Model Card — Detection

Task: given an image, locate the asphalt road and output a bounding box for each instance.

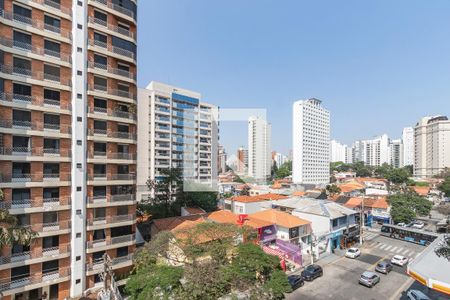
[286,232,450,300]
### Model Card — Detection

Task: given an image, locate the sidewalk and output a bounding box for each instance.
[286,252,342,276]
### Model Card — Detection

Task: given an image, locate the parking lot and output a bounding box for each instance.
[286,233,450,300]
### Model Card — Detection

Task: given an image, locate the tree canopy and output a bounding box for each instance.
[388,192,433,224]
[275,161,292,179]
[438,176,450,197]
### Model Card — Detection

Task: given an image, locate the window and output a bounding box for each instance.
[44,64,60,81]
[44,138,60,152]
[94,10,107,22]
[43,211,58,224]
[12,188,30,202]
[13,83,31,97]
[94,32,107,44]
[93,186,106,197]
[117,124,129,133]
[12,136,29,149]
[93,142,106,154]
[13,31,31,49]
[116,246,128,257]
[43,187,59,199]
[11,265,30,281]
[43,235,59,249]
[44,15,60,30]
[13,57,31,75]
[94,98,107,111]
[42,260,58,274]
[44,113,60,128]
[111,36,136,55]
[13,109,31,123]
[94,54,107,67]
[13,4,31,22]
[44,39,60,57]
[94,208,106,219]
[93,229,106,240]
[94,76,107,90]
[117,206,128,216]
[44,89,60,105]
[93,164,106,175]
[93,120,107,131]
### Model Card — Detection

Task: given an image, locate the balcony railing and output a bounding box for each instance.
[0,92,71,110]
[0,245,70,265]
[88,39,136,60]
[87,194,135,204]
[88,84,136,100]
[0,119,71,134]
[0,64,71,87]
[88,61,136,80]
[90,0,136,20]
[86,254,133,273]
[88,214,135,226]
[30,219,71,232]
[87,174,136,181]
[86,233,135,249]
[88,17,136,40]
[0,172,71,183]
[0,268,70,293]
[0,197,71,210]
[88,107,136,120]
[87,129,137,141]
[30,0,72,16]
[88,151,135,160]
[0,9,72,39]
[0,37,71,63]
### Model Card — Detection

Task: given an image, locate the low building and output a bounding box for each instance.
[224,193,289,214]
[344,197,390,225]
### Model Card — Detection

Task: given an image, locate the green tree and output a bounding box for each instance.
[435,236,450,262]
[386,167,411,184]
[375,163,393,178]
[183,190,218,212]
[275,161,292,179]
[326,184,341,196]
[388,193,433,224]
[352,161,373,177]
[0,189,37,247]
[263,269,292,299]
[439,176,450,197]
[271,161,278,179]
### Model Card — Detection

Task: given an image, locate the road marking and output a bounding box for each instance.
[407,250,415,257]
[401,249,409,255]
[385,245,393,251]
[395,247,403,253]
[390,246,398,252]
[379,244,387,250]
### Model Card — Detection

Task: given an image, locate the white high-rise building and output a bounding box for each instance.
[330,140,348,163]
[402,127,415,167]
[354,134,390,167]
[389,139,404,168]
[414,116,450,178]
[137,81,219,199]
[293,98,330,185]
[218,145,227,174]
[248,116,271,181]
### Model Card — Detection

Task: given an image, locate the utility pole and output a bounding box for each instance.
[359,197,364,245]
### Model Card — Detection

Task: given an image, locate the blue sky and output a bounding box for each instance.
[137,0,450,155]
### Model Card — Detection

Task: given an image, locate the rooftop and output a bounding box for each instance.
[249,209,310,229]
[273,197,357,219]
[229,193,289,203]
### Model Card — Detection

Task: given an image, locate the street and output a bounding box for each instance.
[286,232,450,300]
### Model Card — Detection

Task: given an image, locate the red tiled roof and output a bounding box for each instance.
[249,209,310,228]
[230,193,289,203]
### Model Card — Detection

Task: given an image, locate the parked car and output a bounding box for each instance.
[359,271,380,288]
[301,264,323,281]
[345,247,361,259]
[391,255,409,266]
[287,275,304,291]
[375,261,393,274]
[406,289,431,300]
[397,222,406,227]
[412,221,425,229]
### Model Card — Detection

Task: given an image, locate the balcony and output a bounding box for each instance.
[0,245,70,268]
[30,219,71,234]
[0,37,71,63]
[0,120,71,135]
[87,194,135,207]
[0,268,70,294]
[90,0,136,20]
[0,64,71,87]
[88,84,136,100]
[88,107,136,121]
[0,92,71,111]
[0,9,71,40]
[0,196,71,211]
[86,234,135,250]
[0,172,71,184]
[29,0,72,16]
[87,174,136,181]
[88,39,136,61]
[87,129,137,141]
[88,17,136,40]
[88,61,136,81]
[87,214,135,227]
[87,254,133,274]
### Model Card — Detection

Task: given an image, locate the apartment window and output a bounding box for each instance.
[93,229,106,241]
[43,211,58,224]
[44,89,60,105]
[12,188,30,203]
[13,57,31,75]
[44,138,60,153]
[93,250,105,263]
[94,32,107,44]
[117,144,128,154]
[43,236,59,249]
[111,36,136,55]
[93,120,107,131]
[117,124,128,133]
[117,165,128,174]
[12,136,29,149]
[93,186,106,197]
[94,54,107,68]
[11,266,30,281]
[42,259,59,274]
[94,98,107,111]
[44,64,60,82]
[13,4,31,23]
[94,10,107,22]
[116,246,128,257]
[117,23,130,32]
[43,187,59,200]
[13,83,31,98]
[12,162,30,178]
[12,109,31,125]
[117,206,128,216]
[93,142,106,155]
[44,39,60,57]
[12,243,30,255]
[44,15,61,30]
[110,225,132,237]
[44,113,60,129]
[94,208,106,219]
[94,76,107,91]
[13,31,31,49]
[117,83,129,93]
[93,164,106,175]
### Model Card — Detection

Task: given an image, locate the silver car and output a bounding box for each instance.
[375,261,393,274]
[359,271,380,288]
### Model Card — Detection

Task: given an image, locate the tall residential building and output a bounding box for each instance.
[389,139,403,168]
[218,145,227,174]
[354,134,390,167]
[0,0,138,299]
[402,127,414,167]
[272,152,287,168]
[414,116,450,178]
[236,146,248,174]
[248,116,271,181]
[330,140,349,163]
[137,81,219,199]
[292,98,330,185]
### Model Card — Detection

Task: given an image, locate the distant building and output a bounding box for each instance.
[236,146,248,174]
[218,145,227,174]
[248,116,271,181]
[389,139,403,168]
[354,134,390,167]
[273,151,287,168]
[402,127,415,167]
[293,98,330,185]
[414,116,450,178]
[330,140,351,163]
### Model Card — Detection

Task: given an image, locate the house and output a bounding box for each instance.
[224,193,289,214]
[344,197,390,225]
[266,197,359,257]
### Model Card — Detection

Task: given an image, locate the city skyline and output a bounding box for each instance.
[138,0,450,155]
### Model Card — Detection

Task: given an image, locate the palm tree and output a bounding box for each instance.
[0,189,36,247]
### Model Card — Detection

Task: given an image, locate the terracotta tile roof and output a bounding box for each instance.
[230,193,289,203]
[152,215,206,233]
[184,207,206,215]
[292,191,306,196]
[338,182,365,193]
[344,197,362,208]
[410,186,430,196]
[356,177,388,184]
[370,197,389,209]
[206,210,273,229]
[343,197,389,210]
[249,209,310,228]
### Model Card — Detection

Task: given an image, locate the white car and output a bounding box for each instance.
[391,255,409,266]
[412,222,425,229]
[345,247,361,259]
[397,222,406,227]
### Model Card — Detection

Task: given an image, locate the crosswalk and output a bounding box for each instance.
[364,240,420,258]
[362,231,379,241]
